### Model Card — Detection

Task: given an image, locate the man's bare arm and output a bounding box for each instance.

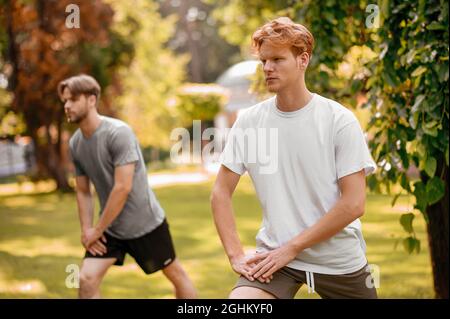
[83,163,135,247]
[95,163,135,234]
[75,175,106,255]
[211,165,271,282]
[211,165,243,262]
[75,175,94,233]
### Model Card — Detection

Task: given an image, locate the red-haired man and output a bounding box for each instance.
[211,17,378,299]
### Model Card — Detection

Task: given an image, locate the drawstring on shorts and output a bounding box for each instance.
[305,271,315,294]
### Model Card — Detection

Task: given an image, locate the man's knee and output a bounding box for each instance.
[229,286,276,299]
[79,266,105,294]
[162,259,188,281]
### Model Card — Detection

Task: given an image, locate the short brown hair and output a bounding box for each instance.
[252,17,314,58]
[58,74,101,104]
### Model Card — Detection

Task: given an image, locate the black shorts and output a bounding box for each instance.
[84,218,176,274]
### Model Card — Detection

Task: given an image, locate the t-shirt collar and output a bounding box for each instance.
[272,93,316,118]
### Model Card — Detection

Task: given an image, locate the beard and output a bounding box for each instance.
[267,85,278,93]
[265,78,282,93]
[266,83,280,93]
[70,114,85,123]
[66,107,89,124]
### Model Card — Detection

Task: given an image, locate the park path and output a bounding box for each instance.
[147,171,209,188]
[147,162,220,188]
[0,164,220,196]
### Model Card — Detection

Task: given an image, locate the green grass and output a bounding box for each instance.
[0,175,434,298]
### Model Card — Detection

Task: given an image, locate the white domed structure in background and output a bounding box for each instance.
[204,60,261,174]
[216,60,260,115]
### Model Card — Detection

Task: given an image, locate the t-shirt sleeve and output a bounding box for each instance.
[69,142,86,176]
[219,114,247,175]
[335,120,377,179]
[109,126,140,167]
[73,158,87,176]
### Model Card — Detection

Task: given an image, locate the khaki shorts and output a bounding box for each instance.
[233,263,378,299]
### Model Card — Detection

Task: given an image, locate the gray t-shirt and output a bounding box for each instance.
[69,116,165,239]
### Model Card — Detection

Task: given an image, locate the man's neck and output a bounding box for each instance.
[275,82,313,112]
[79,112,102,138]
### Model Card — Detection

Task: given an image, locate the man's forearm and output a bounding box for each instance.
[211,194,245,261]
[76,191,94,232]
[95,185,130,233]
[288,198,364,254]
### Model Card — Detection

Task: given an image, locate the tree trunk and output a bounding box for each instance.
[30,128,72,192]
[151,148,160,163]
[25,0,71,192]
[179,0,203,82]
[47,147,72,192]
[424,160,449,299]
[45,125,72,192]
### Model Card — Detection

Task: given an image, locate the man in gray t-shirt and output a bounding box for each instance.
[69,116,165,240]
[59,74,196,299]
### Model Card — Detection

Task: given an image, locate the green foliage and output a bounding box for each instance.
[400,212,415,233]
[399,212,420,253]
[175,83,227,127]
[364,0,449,253]
[0,111,25,137]
[0,88,24,137]
[426,177,446,205]
[109,0,188,149]
[159,0,241,83]
[403,236,421,254]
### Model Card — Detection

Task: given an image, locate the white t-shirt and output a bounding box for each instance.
[220,93,377,275]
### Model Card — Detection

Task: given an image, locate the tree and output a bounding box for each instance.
[159,0,241,83]
[175,83,227,163]
[212,0,449,298]
[176,83,226,126]
[108,0,188,151]
[0,0,133,190]
[364,0,448,298]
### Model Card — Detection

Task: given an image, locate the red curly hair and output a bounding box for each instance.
[252,17,314,58]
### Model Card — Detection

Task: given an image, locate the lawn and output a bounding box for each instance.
[0,175,434,298]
